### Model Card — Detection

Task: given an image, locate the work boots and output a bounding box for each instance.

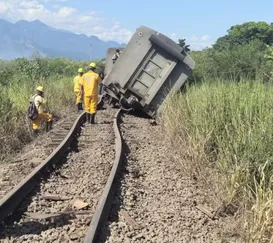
[90,113,96,124]
[33,129,39,136]
[77,103,83,112]
[85,113,91,124]
[79,103,83,110]
[84,113,95,124]
[46,120,53,132]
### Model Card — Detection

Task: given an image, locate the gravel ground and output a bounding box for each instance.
[0,111,80,199]
[0,108,117,243]
[98,113,243,243]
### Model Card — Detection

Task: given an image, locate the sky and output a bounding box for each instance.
[0,0,273,50]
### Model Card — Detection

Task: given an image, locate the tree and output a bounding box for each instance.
[178,39,191,52]
[264,44,273,60]
[213,21,273,51]
[263,44,273,77]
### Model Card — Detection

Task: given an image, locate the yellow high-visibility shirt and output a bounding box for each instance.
[81,70,102,97]
[32,94,46,114]
[73,75,82,92]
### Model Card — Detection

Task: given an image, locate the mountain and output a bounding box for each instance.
[0,19,126,60]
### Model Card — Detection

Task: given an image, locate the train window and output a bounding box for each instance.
[130,46,175,99]
[132,80,148,95]
[136,71,155,89]
[151,52,169,68]
[144,62,162,80]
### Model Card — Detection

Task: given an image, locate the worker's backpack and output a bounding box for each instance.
[27,96,38,120]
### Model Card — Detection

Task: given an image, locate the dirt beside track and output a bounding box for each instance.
[0,112,79,199]
[0,108,117,243]
[0,108,243,243]
[98,113,242,243]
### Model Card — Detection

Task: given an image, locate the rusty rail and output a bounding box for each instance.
[0,106,124,243]
[0,111,85,222]
[83,108,123,242]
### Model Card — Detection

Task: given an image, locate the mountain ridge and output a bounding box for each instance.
[0,18,127,60]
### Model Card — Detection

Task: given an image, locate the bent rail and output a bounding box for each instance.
[0,112,86,222]
[0,106,124,243]
[84,108,123,243]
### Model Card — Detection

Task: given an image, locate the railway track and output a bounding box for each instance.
[96,113,227,243]
[0,106,124,243]
[0,106,238,243]
[0,111,82,200]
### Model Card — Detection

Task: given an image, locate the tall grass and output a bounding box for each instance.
[0,76,74,158]
[163,79,273,242]
[0,56,105,160]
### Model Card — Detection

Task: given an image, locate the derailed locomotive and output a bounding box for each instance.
[102,25,195,118]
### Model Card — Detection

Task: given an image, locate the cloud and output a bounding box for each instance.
[170,33,213,50]
[19,1,41,9]
[170,33,177,39]
[200,34,211,41]
[56,6,76,17]
[190,42,213,50]
[40,0,70,2]
[188,35,200,42]
[187,35,212,43]
[0,0,132,43]
[0,2,8,14]
[52,4,61,9]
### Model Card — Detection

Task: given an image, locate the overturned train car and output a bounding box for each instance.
[102,25,195,118]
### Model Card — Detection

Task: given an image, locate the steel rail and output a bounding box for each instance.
[84,108,123,243]
[0,111,86,222]
[0,104,124,243]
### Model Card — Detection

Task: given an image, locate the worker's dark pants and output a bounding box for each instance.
[98,84,103,95]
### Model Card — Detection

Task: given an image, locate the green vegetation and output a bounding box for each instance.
[164,81,273,241]
[187,21,273,83]
[2,20,273,242]
[0,55,104,159]
[163,21,273,242]
[213,22,273,51]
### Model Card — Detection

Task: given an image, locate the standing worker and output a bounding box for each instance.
[31,86,53,134]
[112,49,121,64]
[73,68,84,111]
[81,62,102,124]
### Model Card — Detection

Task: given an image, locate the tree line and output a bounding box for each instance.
[178,21,273,82]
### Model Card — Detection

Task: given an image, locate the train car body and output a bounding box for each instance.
[104,48,124,76]
[102,25,195,117]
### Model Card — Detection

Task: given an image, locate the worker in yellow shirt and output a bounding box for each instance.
[73,68,84,111]
[31,86,53,133]
[81,62,102,124]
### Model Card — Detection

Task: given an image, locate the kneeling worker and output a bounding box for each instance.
[81,62,102,124]
[73,68,84,111]
[32,86,53,133]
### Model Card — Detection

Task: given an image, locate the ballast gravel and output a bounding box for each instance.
[0,108,117,243]
[0,111,79,199]
[98,113,242,243]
